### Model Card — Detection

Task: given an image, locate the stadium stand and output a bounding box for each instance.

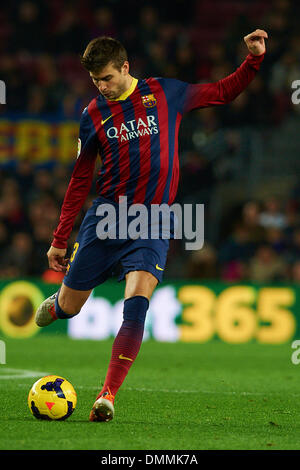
[0,0,300,282]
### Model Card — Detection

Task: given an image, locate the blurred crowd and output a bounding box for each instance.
[181,192,300,283]
[0,0,299,124]
[0,0,300,282]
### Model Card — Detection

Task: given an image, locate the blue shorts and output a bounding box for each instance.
[63,197,170,291]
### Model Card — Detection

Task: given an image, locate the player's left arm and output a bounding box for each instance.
[182,29,268,113]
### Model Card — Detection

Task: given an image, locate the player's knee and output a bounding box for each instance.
[124,271,158,300]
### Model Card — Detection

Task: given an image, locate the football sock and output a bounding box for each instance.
[55,288,78,319]
[99,295,149,398]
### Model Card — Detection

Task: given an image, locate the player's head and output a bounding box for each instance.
[81,36,131,100]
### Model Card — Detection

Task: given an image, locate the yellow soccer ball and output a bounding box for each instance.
[28,375,77,420]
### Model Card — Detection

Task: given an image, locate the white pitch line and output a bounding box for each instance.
[13,383,300,397]
[5,369,300,397]
[0,367,49,380]
[124,387,300,397]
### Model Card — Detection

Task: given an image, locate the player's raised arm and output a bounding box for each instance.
[49,108,98,272]
[182,29,268,113]
[243,29,268,56]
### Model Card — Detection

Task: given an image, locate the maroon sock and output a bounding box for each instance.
[97,296,149,399]
[98,320,144,398]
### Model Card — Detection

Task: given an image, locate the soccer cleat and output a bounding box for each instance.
[35,292,58,327]
[89,388,115,422]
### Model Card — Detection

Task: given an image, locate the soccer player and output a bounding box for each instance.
[35,30,268,422]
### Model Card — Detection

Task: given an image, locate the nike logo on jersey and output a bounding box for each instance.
[101,115,114,125]
[119,354,133,362]
[155,264,164,271]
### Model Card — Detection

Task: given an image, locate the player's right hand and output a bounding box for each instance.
[47,246,69,272]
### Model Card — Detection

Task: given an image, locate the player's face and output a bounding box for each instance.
[90,61,130,100]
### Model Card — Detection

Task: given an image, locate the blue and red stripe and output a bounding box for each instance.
[101,100,128,201]
[130,81,155,205]
[146,78,170,205]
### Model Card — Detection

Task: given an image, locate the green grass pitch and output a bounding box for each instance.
[0,334,300,450]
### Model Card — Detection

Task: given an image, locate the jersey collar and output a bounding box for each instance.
[109,77,138,102]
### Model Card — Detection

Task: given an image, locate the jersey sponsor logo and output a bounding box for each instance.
[141,93,157,108]
[106,115,158,142]
[101,114,114,125]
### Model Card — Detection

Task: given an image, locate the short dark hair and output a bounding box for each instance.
[80,36,128,73]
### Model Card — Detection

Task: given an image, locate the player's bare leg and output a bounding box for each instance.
[58,284,92,315]
[89,270,158,422]
[35,284,92,327]
[123,270,158,300]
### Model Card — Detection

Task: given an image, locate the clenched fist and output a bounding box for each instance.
[244,29,268,56]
